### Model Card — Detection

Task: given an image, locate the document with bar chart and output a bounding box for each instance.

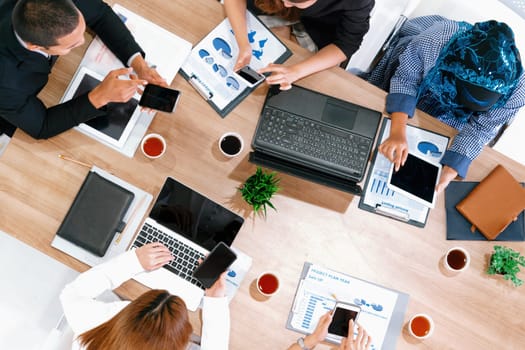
[286,262,409,350]
[358,118,450,227]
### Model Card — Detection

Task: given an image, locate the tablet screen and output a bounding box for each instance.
[388,153,440,207]
[71,73,138,141]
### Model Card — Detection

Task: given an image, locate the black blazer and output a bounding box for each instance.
[0,0,143,139]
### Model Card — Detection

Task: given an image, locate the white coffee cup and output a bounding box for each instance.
[141,133,166,159]
[218,132,244,158]
[443,246,470,273]
[408,313,434,340]
[256,271,280,297]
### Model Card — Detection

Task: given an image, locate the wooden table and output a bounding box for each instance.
[1,0,524,349]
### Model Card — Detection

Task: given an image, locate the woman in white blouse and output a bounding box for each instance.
[60,242,229,350]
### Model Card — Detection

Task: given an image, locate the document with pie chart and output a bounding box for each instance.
[181,10,291,117]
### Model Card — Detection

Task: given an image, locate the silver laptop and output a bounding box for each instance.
[129,177,244,311]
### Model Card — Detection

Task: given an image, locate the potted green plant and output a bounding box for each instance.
[487,245,525,287]
[239,167,280,217]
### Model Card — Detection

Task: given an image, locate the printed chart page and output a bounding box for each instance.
[181,11,290,112]
[288,263,409,350]
[361,119,449,225]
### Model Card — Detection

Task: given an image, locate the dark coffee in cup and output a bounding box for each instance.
[220,135,241,155]
[219,132,243,157]
[446,249,468,270]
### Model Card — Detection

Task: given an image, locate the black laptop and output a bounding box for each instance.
[250,85,382,194]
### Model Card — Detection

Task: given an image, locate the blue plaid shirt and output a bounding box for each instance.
[367,16,525,177]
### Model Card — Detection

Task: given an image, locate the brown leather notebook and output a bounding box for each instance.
[456,165,525,240]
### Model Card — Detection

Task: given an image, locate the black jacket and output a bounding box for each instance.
[0,0,143,139]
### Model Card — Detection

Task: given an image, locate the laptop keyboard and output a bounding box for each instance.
[131,222,206,289]
[255,107,372,175]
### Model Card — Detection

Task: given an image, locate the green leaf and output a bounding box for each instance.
[239,167,281,217]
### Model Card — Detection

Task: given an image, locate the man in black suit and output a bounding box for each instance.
[0,0,165,139]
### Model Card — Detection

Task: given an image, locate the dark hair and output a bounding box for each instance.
[254,0,301,22]
[12,0,80,47]
[78,290,193,350]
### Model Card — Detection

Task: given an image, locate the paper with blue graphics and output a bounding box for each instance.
[289,264,401,350]
[181,11,290,111]
[362,119,449,224]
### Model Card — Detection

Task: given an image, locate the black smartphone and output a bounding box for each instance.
[327,302,361,342]
[236,65,265,87]
[138,84,181,112]
[192,242,237,288]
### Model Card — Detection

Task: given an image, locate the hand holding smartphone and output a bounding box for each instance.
[326,302,361,343]
[235,65,265,88]
[138,84,181,112]
[192,242,237,289]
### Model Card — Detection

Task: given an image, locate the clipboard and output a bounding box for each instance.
[180,10,292,117]
[358,118,450,227]
[286,262,409,350]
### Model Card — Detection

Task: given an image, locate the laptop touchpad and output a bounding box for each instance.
[322,99,356,131]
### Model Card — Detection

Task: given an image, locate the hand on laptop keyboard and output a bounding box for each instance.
[135,242,174,271]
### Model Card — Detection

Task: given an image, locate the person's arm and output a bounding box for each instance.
[378,112,409,171]
[223,0,252,71]
[378,24,450,167]
[331,0,374,60]
[200,273,230,350]
[60,243,173,335]
[287,312,332,350]
[259,44,346,90]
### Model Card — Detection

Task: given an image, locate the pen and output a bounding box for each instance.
[58,154,92,169]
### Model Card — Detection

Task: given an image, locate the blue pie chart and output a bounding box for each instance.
[418,141,442,157]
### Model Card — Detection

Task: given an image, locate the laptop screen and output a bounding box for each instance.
[149,177,244,250]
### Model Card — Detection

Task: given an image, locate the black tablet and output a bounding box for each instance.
[387,153,441,208]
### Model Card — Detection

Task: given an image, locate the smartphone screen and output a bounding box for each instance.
[139,84,181,112]
[328,304,360,337]
[192,242,237,288]
[236,66,265,87]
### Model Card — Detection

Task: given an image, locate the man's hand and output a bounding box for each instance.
[135,242,173,271]
[205,271,227,298]
[131,55,168,87]
[435,165,458,193]
[88,67,147,109]
[258,63,301,90]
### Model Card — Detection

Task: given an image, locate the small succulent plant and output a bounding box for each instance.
[239,167,280,217]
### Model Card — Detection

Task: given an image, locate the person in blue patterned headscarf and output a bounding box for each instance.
[366,15,524,192]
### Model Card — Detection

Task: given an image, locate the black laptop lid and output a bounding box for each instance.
[264,85,380,139]
[149,178,244,250]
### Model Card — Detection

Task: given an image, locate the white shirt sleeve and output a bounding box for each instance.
[60,249,144,335]
[200,296,230,350]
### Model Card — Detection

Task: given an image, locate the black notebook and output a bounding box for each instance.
[445,181,525,241]
[56,171,135,256]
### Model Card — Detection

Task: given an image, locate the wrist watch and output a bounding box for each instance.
[297,337,311,350]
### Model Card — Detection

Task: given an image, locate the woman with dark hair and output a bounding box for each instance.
[224,0,374,90]
[60,243,229,350]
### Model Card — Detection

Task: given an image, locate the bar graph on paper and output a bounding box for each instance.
[362,119,450,224]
